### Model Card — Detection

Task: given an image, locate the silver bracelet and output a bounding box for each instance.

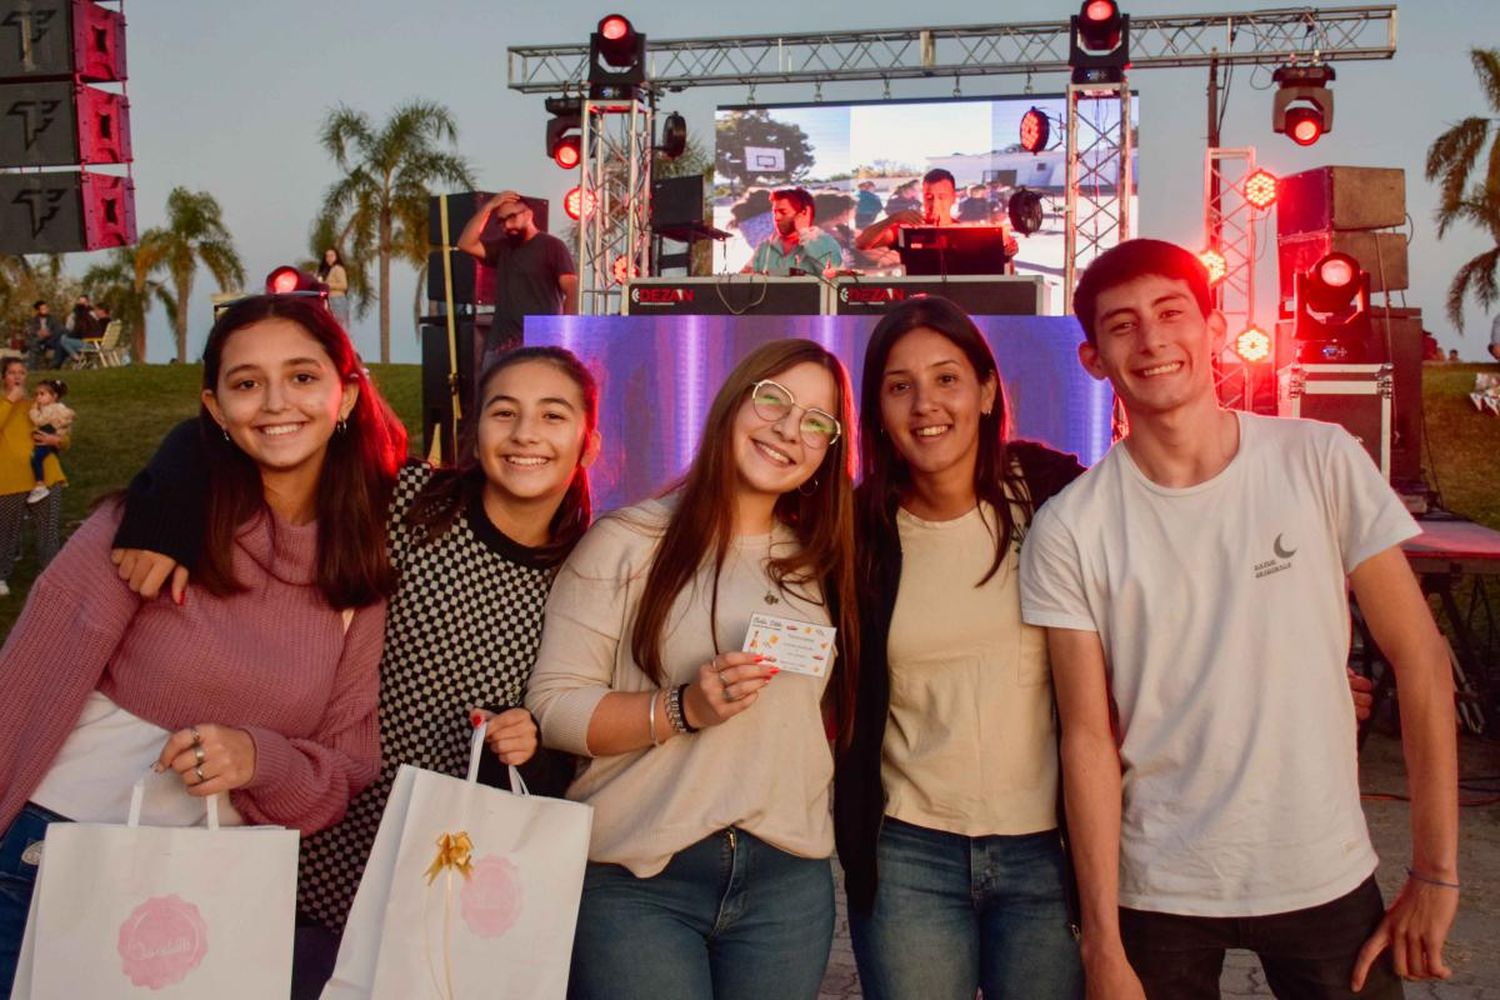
[647,689,661,747]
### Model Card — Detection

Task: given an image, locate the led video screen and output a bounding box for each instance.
[713,94,1139,307]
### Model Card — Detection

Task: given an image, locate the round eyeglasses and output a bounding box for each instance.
[749,379,842,450]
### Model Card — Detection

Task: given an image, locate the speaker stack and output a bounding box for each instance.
[1275,166,1422,490]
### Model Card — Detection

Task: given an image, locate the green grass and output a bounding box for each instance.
[1421,364,1500,531]
[1,362,1497,638]
[0,363,422,635]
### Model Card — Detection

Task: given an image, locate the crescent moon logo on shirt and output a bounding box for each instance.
[1273,534,1297,560]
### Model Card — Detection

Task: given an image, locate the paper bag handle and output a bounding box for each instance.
[466,722,529,796]
[129,770,220,829]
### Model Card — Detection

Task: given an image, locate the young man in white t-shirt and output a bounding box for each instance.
[1019,239,1459,999]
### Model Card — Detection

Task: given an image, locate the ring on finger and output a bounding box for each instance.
[194,745,205,765]
[190,726,202,746]
[723,681,737,703]
[194,764,205,783]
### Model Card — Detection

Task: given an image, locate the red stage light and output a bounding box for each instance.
[1285,107,1324,146]
[564,186,596,220]
[1019,107,1050,154]
[1234,326,1272,364]
[1198,248,1228,286]
[1319,256,1355,288]
[1243,169,1278,210]
[554,136,581,169]
[599,15,630,42]
[267,266,304,295]
[1084,0,1117,22]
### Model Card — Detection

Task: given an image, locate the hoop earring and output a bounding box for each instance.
[797,477,819,497]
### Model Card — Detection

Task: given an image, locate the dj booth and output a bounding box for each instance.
[621,274,1048,317]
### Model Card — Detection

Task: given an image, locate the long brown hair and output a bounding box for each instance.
[629,339,861,745]
[858,296,1029,587]
[403,346,599,566]
[196,294,406,607]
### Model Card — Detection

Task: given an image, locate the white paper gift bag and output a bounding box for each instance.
[12,776,299,998]
[323,726,593,1000]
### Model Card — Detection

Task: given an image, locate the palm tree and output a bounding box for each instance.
[81,243,174,362]
[317,100,475,362]
[1425,48,1500,328]
[153,188,245,362]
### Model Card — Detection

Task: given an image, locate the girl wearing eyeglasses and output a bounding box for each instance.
[526,338,860,1000]
[834,296,1087,1000]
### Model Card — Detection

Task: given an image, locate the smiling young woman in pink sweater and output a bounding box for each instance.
[0,295,406,993]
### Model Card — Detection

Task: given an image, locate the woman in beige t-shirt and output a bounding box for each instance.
[528,338,860,1000]
[318,247,350,326]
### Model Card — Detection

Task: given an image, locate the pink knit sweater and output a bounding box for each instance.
[0,503,386,836]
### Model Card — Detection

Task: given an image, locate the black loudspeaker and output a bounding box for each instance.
[0,169,134,253]
[0,80,131,167]
[1276,166,1405,236]
[420,316,485,464]
[428,191,549,246]
[0,0,127,82]
[650,175,703,229]
[426,250,494,305]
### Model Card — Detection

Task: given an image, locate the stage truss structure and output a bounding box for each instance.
[511,6,1396,304]
[1064,82,1133,314]
[508,8,1397,92]
[577,99,653,316]
[1205,147,1262,408]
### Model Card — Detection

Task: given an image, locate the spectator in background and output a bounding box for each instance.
[317,249,351,327]
[1422,331,1442,362]
[959,183,991,222]
[0,359,67,597]
[855,180,883,229]
[885,180,920,217]
[813,191,857,269]
[67,296,98,340]
[728,188,776,263]
[1448,349,1461,363]
[24,302,80,370]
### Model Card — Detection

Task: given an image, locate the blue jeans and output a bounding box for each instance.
[0,803,69,997]
[849,818,1083,1000]
[568,828,834,1000]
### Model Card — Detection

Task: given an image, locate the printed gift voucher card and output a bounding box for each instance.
[741,613,836,678]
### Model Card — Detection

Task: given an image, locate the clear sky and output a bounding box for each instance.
[114,1,1497,363]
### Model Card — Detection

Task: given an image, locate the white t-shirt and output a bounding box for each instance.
[1019,412,1418,917]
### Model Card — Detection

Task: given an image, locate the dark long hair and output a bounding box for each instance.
[858,296,1029,587]
[196,294,406,608]
[403,346,599,566]
[628,339,861,746]
[316,247,343,281]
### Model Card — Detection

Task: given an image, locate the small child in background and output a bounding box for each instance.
[27,378,72,504]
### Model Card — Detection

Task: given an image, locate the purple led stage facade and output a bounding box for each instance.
[527,314,1112,515]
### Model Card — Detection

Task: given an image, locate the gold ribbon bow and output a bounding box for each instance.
[424,831,474,885]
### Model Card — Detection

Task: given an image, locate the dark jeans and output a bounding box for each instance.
[29,445,55,484]
[1119,875,1402,999]
[849,818,1083,1000]
[0,802,70,997]
[568,828,834,1000]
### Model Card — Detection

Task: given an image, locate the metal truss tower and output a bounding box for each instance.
[1064,81,1133,313]
[577,99,653,316]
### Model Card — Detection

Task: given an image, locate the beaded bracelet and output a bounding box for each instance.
[1406,867,1460,890]
[667,684,699,735]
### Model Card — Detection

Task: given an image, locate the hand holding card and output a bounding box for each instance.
[741,613,837,679]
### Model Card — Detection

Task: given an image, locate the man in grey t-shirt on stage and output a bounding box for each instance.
[458,190,577,367]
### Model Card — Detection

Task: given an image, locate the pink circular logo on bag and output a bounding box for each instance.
[117,894,209,988]
[459,855,523,938]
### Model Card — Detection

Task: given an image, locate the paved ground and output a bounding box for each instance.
[818,730,1500,998]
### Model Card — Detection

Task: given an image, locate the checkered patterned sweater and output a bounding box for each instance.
[297,461,557,931]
